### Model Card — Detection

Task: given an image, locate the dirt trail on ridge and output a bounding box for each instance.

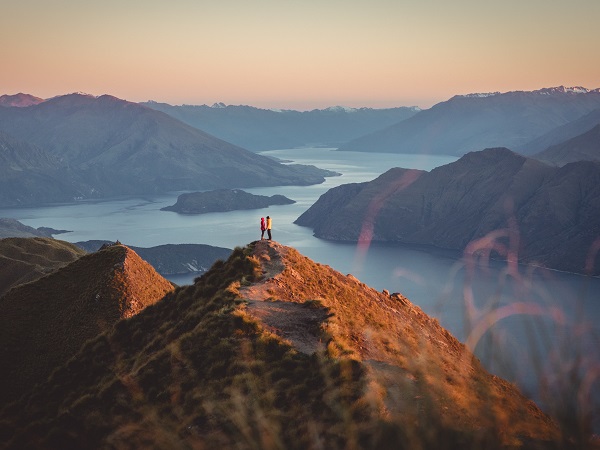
[239,240,328,354]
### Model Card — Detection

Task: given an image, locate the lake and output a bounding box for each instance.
[2,147,598,427]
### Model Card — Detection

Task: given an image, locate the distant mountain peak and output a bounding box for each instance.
[0,93,45,107]
[211,102,227,108]
[69,91,97,97]
[454,86,600,100]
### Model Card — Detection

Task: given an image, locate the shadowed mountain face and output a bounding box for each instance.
[533,124,600,166]
[0,241,560,449]
[296,148,600,275]
[0,132,86,206]
[517,108,600,155]
[339,87,600,155]
[143,101,420,150]
[0,94,335,206]
[0,237,86,297]
[0,244,174,406]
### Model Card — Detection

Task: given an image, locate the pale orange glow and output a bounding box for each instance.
[2,0,599,109]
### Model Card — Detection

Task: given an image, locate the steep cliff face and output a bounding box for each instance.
[0,241,561,449]
[0,244,174,405]
[296,148,600,275]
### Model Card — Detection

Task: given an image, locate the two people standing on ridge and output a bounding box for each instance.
[260,216,272,240]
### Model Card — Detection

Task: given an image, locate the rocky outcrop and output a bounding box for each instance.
[161,189,295,214]
[296,148,600,275]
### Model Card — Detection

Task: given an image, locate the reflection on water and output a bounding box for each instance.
[1,147,598,429]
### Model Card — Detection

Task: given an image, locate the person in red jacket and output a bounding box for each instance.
[260,217,266,240]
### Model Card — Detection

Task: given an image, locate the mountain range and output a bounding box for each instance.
[338,87,600,156]
[3,88,598,209]
[142,101,420,150]
[296,148,600,275]
[0,240,564,448]
[0,94,335,207]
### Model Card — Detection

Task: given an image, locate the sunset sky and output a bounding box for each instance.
[2,0,599,110]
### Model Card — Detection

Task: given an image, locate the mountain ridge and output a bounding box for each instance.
[142,100,420,150]
[339,86,600,155]
[0,243,174,406]
[0,240,561,448]
[533,123,600,166]
[0,93,44,107]
[0,94,334,206]
[296,148,600,275]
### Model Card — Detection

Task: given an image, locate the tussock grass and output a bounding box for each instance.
[0,242,581,449]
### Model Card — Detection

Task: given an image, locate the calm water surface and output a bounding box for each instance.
[2,147,598,424]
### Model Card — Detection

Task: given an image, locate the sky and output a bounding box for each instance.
[1,0,599,110]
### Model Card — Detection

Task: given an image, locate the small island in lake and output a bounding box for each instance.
[161,189,295,214]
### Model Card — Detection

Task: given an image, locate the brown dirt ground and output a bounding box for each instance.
[240,240,329,354]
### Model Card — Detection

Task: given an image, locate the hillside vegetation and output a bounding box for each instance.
[0,237,86,296]
[0,241,568,449]
[0,244,174,406]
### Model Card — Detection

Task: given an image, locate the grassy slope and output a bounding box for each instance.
[0,245,174,407]
[0,242,567,449]
[0,237,86,297]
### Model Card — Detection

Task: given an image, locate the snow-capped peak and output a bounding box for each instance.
[211,102,227,108]
[323,105,358,113]
[69,92,96,98]
[457,92,501,99]
[533,86,591,95]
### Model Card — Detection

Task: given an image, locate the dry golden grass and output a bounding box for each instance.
[0,241,588,449]
[0,237,86,296]
[0,244,174,406]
